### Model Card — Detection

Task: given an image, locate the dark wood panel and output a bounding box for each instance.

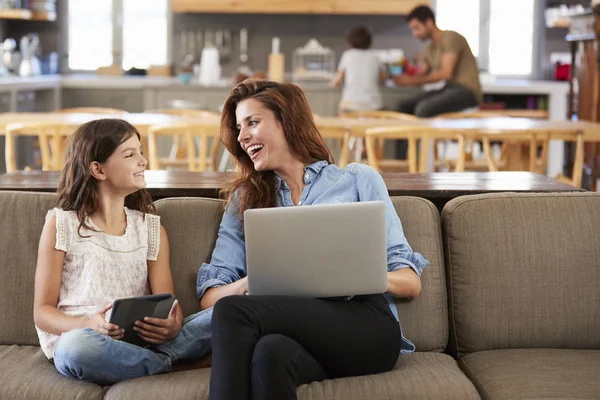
[0,171,582,211]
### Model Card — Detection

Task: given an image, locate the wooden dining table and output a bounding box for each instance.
[2,113,600,185]
[0,170,582,211]
[0,112,186,135]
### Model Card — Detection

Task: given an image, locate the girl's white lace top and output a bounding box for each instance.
[35,207,160,359]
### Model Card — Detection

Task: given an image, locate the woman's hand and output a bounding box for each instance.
[240,276,249,295]
[133,300,182,344]
[85,303,124,339]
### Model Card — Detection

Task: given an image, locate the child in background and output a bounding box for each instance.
[329,26,387,114]
[33,119,212,385]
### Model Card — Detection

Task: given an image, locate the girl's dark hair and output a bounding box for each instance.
[56,118,155,236]
[220,79,334,218]
[347,25,372,49]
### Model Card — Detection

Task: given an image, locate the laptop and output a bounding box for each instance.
[244,201,388,297]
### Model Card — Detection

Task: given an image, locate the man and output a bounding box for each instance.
[395,5,482,118]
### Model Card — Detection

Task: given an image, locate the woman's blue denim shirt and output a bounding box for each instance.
[197,161,429,354]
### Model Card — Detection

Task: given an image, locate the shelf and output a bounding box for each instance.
[0,9,32,19]
[30,11,56,21]
[0,9,56,21]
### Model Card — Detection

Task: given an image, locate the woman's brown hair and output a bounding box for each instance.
[56,118,155,236]
[220,79,334,218]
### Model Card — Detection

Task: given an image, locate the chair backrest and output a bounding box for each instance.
[147,122,221,171]
[144,109,220,119]
[146,110,222,171]
[434,111,508,119]
[314,122,351,168]
[5,121,78,172]
[147,123,197,171]
[58,107,129,115]
[343,110,418,120]
[443,192,600,356]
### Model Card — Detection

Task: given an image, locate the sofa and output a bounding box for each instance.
[0,190,598,399]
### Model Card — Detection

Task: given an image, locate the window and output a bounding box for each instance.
[435,0,538,77]
[435,0,480,58]
[67,0,169,71]
[489,0,535,75]
[68,0,112,70]
[122,0,168,70]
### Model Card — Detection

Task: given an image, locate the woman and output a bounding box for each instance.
[197,79,429,400]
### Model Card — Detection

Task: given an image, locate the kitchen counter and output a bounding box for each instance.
[0,74,570,177]
[0,74,570,96]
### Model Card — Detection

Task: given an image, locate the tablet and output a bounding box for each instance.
[109,293,176,347]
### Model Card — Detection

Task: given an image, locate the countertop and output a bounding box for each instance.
[0,74,570,95]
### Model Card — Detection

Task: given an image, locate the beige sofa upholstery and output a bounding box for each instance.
[443,192,600,399]
[107,196,478,400]
[2,190,598,399]
[0,192,105,400]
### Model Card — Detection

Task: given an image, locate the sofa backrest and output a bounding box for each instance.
[443,192,600,356]
[0,192,448,354]
[390,197,448,352]
[154,197,224,317]
[0,191,56,346]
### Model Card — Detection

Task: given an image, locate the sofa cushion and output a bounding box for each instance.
[105,353,479,400]
[390,197,447,352]
[459,348,600,400]
[0,191,57,346]
[154,197,224,317]
[0,345,104,400]
[442,192,600,356]
[298,353,479,400]
[105,368,211,400]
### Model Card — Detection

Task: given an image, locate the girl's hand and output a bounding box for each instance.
[85,303,124,339]
[133,300,182,344]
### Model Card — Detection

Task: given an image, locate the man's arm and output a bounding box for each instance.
[394,52,458,86]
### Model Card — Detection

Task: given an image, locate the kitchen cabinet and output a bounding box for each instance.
[0,92,9,174]
[61,89,145,112]
[172,0,333,14]
[14,91,39,170]
[148,88,230,113]
[0,92,10,113]
[333,0,430,15]
[172,0,428,14]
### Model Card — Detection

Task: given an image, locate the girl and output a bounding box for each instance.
[198,79,429,400]
[329,25,387,114]
[33,119,212,386]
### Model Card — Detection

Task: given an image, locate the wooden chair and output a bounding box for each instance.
[343,111,418,169]
[58,107,129,115]
[147,122,221,171]
[144,109,222,171]
[341,110,417,120]
[364,126,465,173]
[5,121,78,172]
[434,111,509,120]
[480,131,541,173]
[433,111,517,172]
[317,123,351,168]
